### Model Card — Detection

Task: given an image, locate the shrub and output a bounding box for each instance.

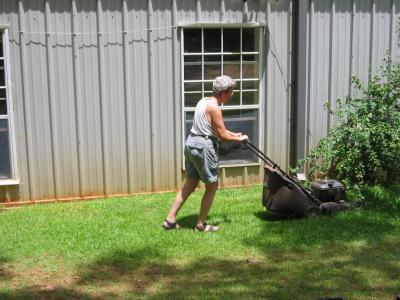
[298,55,400,198]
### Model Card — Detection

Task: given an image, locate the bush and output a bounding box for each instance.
[298,55,400,198]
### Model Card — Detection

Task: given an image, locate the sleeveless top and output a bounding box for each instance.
[191,98,217,138]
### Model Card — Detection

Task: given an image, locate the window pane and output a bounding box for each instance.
[204,55,221,62]
[0,60,5,86]
[0,32,3,58]
[225,90,240,106]
[184,29,201,53]
[184,82,202,92]
[242,55,259,79]
[184,55,202,80]
[0,119,11,178]
[242,28,257,52]
[223,55,240,79]
[204,81,213,92]
[242,91,258,105]
[243,54,257,62]
[0,100,6,115]
[184,55,202,63]
[204,55,221,80]
[204,28,221,53]
[184,65,202,80]
[0,88,6,115]
[242,80,259,90]
[184,93,202,107]
[219,109,259,164]
[185,112,195,139]
[223,28,240,52]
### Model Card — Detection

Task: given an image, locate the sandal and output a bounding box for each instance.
[162,219,180,230]
[194,223,219,232]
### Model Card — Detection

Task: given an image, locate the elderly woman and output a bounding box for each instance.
[162,75,248,232]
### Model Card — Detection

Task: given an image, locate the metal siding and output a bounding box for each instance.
[47,0,80,198]
[75,0,104,197]
[266,0,292,168]
[101,0,128,195]
[329,0,352,126]
[0,0,292,201]
[351,0,372,96]
[127,0,153,192]
[296,0,400,162]
[151,0,176,191]
[20,0,55,199]
[4,0,399,201]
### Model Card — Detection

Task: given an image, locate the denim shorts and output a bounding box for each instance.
[184,134,219,183]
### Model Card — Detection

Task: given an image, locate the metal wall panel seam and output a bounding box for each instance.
[17,0,34,199]
[348,0,355,96]
[295,0,309,163]
[286,0,293,169]
[172,0,181,189]
[71,0,83,197]
[147,0,155,191]
[96,0,109,195]
[368,0,375,82]
[242,0,248,23]
[389,0,396,60]
[327,0,334,131]
[305,0,313,156]
[44,0,59,199]
[4,29,19,182]
[265,0,271,162]
[122,0,132,193]
[220,0,225,22]
[163,3,175,189]
[260,0,267,177]
[196,0,201,22]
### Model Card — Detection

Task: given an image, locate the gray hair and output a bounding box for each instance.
[212,75,236,94]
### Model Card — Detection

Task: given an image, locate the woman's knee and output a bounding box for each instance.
[205,181,218,192]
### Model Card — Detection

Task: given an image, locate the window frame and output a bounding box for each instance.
[180,24,264,168]
[0,27,19,185]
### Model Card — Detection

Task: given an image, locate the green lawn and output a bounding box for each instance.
[0,184,399,299]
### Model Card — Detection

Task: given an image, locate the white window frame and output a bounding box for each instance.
[180,24,264,167]
[0,27,19,185]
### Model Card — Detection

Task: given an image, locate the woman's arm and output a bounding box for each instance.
[209,104,248,142]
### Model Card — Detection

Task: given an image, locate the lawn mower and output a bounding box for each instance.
[243,140,349,218]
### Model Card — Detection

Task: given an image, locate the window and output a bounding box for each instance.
[0,29,16,180]
[182,27,261,165]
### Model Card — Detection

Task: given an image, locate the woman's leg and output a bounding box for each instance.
[165,176,199,223]
[196,181,218,226]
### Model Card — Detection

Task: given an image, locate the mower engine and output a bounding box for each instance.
[310,179,346,202]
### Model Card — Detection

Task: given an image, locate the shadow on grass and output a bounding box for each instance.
[176,213,232,229]
[72,241,400,299]
[176,214,198,229]
[0,256,13,281]
[0,287,93,300]
[248,208,399,250]
[254,210,296,221]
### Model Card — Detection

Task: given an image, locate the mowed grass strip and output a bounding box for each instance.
[0,184,399,299]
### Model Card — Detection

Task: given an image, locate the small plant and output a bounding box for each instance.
[298,53,400,199]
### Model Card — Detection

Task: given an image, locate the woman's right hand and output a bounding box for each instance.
[237,135,249,141]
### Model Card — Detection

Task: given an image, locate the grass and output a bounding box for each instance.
[0,184,399,299]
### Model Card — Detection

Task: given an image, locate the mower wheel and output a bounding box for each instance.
[305,207,321,218]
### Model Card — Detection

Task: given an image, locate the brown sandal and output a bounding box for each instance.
[194,223,219,232]
[162,219,180,230]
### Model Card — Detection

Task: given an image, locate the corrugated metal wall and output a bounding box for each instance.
[296,0,400,161]
[0,0,294,202]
